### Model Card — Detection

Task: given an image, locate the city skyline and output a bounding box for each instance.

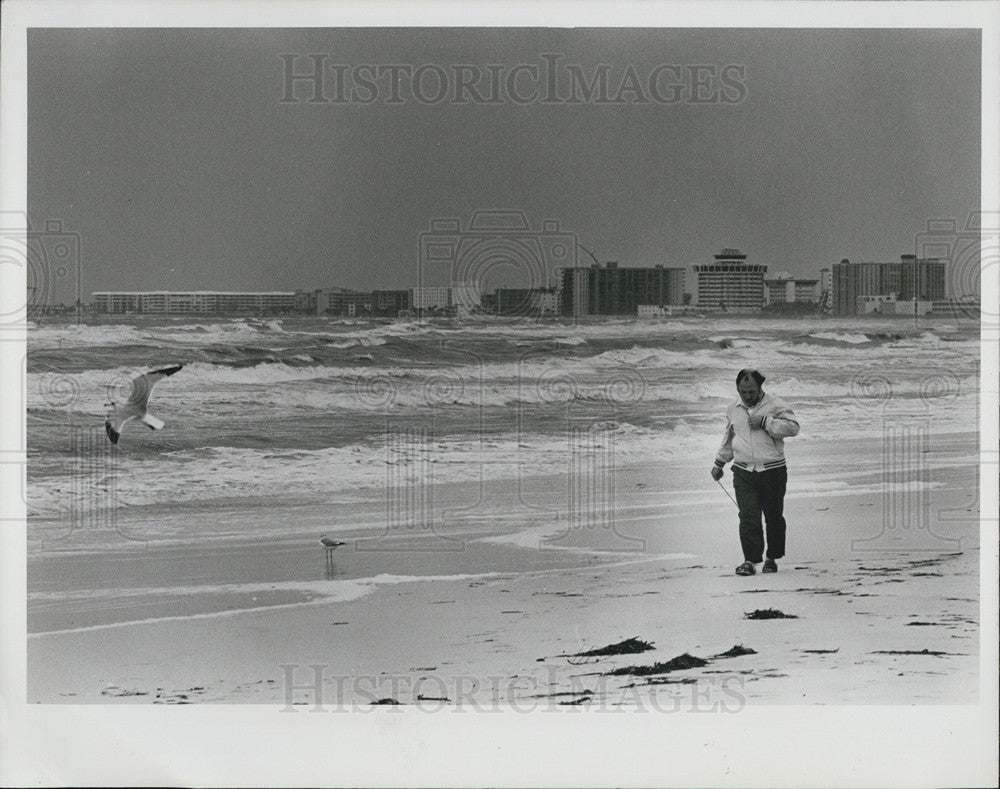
[27,27,980,299]
[81,246,958,303]
[89,251,966,319]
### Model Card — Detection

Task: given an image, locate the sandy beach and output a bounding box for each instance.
[27,431,983,708]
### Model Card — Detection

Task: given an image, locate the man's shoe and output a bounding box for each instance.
[735,561,756,576]
[762,559,778,573]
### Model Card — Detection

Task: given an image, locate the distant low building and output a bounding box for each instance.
[492,287,559,316]
[496,288,534,316]
[763,273,820,305]
[856,293,933,316]
[858,293,898,315]
[637,304,692,318]
[315,288,372,316]
[532,288,559,317]
[92,291,296,314]
[372,289,413,317]
[929,297,980,317]
[412,286,450,310]
[450,281,482,316]
[891,299,932,316]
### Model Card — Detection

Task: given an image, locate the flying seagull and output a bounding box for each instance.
[105,365,183,444]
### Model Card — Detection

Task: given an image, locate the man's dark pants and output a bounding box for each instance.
[732,465,788,563]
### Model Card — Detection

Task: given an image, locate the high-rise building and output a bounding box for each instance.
[693,249,766,311]
[560,263,685,317]
[820,267,833,310]
[561,266,590,317]
[898,255,947,302]
[832,256,946,316]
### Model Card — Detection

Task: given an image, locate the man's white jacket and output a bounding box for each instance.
[714,392,800,472]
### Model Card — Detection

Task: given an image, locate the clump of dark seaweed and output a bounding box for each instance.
[572,637,655,657]
[745,608,798,620]
[712,644,757,658]
[606,653,708,677]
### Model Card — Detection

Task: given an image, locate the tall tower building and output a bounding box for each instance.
[694,249,766,311]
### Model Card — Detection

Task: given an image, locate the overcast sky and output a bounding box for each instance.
[27,27,980,296]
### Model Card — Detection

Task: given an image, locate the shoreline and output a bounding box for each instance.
[26,430,981,704]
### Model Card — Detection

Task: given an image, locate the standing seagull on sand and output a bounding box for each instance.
[105,365,183,444]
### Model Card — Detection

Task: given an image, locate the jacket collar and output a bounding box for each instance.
[736,391,771,411]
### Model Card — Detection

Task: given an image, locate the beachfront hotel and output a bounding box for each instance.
[832,255,946,316]
[693,249,767,311]
[92,291,297,314]
[559,263,686,318]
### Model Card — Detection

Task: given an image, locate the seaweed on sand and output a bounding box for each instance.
[712,644,757,658]
[745,608,799,620]
[872,649,954,657]
[571,637,655,658]
[606,653,708,677]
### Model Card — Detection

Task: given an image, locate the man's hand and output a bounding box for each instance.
[749,412,767,430]
[710,465,723,481]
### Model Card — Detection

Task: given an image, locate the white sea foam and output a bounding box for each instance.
[25,353,979,422]
[32,396,979,520]
[809,331,872,344]
[26,422,716,517]
[28,315,956,350]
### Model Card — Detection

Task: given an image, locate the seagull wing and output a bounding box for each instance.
[127,365,183,411]
[105,407,141,444]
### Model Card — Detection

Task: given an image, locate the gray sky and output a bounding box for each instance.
[27,27,980,295]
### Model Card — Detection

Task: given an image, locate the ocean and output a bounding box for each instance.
[27,314,980,533]
[23,313,982,639]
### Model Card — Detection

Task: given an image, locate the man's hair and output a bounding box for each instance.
[736,368,765,387]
